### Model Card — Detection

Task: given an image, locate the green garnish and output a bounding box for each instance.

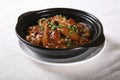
[51,25,57,30]
[81,34,85,37]
[42,17,48,21]
[67,26,71,29]
[49,22,54,25]
[48,22,57,30]
[67,41,72,48]
[38,18,47,23]
[67,25,79,33]
[69,30,73,33]
[76,29,79,33]
[58,15,62,18]
[49,22,62,30]
[42,18,46,21]
[69,30,73,36]
[40,26,44,31]
[58,15,66,19]
[58,24,62,28]
[66,30,73,38]
[82,28,86,32]
[71,26,75,31]
[73,25,79,33]
[63,16,66,19]
[37,19,41,23]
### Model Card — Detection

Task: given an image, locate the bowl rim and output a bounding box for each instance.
[16,8,104,51]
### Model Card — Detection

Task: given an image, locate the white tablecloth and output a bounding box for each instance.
[0,0,120,80]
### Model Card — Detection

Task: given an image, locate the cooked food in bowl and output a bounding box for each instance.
[16,8,105,58]
[26,15,91,49]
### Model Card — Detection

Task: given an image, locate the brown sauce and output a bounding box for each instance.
[26,15,91,49]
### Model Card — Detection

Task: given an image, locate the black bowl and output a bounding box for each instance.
[15,8,105,58]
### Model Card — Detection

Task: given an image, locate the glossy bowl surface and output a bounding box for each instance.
[16,8,105,58]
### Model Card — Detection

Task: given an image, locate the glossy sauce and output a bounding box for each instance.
[26,15,91,48]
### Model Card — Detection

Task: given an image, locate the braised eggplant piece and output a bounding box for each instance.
[26,15,91,48]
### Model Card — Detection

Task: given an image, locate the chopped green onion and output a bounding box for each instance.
[81,34,85,37]
[69,30,73,35]
[71,26,75,31]
[51,25,57,30]
[67,25,79,33]
[73,25,79,33]
[58,15,66,19]
[58,24,62,28]
[67,41,72,48]
[63,16,66,19]
[73,25,77,28]
[38,18,47,23]
[82,28,86,32]
[49,22,57,30]
[58,15,62,18]
[37,19,41,23]
[69,30,73,33]
[40,26,44,31]
[72,25,77,29]
[42,18,46,21]
[67,30,73,38]
[49,22,54,25]
[67,26,71,29]
[76,29,79,33]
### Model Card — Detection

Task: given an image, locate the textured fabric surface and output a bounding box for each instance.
[0,0,120,80]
